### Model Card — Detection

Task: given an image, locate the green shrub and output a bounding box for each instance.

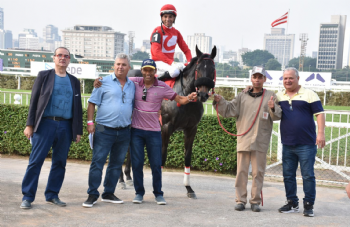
[0,104,238,173]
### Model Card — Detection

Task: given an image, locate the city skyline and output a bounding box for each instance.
[1,0,350,64]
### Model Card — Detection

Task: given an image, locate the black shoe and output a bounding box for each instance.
[251,204,261,212]
[101,194,123,204]
[82,195,98,208]
[46,198,66,207]
[235,203,245,211]
[278,200,299,213]
[20,200,32,209]
[157,71,172,81]
[303,202,314,217]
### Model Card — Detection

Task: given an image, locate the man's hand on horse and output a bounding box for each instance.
[93,77,103,88]
[213,94,222,102]
[189,92,197,101]
[242,86,252,93]
[268,96,275,110]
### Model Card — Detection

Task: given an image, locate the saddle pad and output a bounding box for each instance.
[164,78,176,89]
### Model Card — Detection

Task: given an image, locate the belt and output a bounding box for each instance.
[45,116,70,121]
[103,125,130,131]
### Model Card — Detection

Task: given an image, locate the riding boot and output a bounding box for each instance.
[157,71,172,81]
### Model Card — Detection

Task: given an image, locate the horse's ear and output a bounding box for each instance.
[196,45,203,58]
[210,46,217,59]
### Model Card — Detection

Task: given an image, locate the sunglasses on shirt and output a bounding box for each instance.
[142,88,147,101]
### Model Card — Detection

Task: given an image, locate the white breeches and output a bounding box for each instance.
[155,61,184,78]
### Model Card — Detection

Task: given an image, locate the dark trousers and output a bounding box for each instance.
[130,128,163,197]
[87,125,130,197]
[22,118,72,202]
[282,144,317,205]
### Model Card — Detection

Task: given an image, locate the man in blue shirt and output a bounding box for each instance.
[82,53,135,208]
[21,47,83,209]
[270,67,325,217]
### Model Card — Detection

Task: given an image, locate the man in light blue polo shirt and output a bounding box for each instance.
[82,53,135,208]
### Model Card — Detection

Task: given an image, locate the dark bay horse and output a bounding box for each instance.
[160,45,216,198]
[117,46,217,198]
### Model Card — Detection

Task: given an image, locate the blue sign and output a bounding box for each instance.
[0,59,3,71]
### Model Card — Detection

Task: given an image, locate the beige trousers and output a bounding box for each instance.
[235,150,267,205]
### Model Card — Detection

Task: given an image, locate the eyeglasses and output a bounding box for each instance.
[142,88,147,101]
[54,54,70,59]
[122,91,125,103]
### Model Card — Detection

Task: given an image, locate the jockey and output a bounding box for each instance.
[150,4,192,80]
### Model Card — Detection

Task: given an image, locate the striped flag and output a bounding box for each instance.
[271,12,288,27]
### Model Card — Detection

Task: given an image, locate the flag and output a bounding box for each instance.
[271,12,288,27]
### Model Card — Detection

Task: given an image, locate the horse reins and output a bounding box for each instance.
[216,89,266,136]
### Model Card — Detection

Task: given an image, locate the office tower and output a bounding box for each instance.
[317,15,347,70]
[62,25,125,59]
[0,8,4,30]
[312,51,318,59]
[187,33,212,57]
[237,48,251,66]
[263,28,295,66]
[18,29,39,50]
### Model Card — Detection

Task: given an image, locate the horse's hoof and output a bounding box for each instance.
[126,180,133,186]
[187,193,197,199]
[117,182,126,190]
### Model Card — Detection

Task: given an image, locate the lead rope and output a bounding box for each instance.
[215,89,266,206]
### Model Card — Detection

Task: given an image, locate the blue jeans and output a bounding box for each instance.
[282,144,317,205]
[87,125,130,198]
[22,118,73,202]
[130,128,163,197]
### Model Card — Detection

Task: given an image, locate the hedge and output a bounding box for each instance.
[0,104,238,173]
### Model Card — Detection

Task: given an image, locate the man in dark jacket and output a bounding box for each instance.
[21,47,83,209]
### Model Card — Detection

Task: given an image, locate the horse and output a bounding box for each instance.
[116,45,217,198]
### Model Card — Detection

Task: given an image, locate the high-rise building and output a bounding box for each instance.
[12,38,18,48]
[0,30,5,49]
[0,8,4,30]
[4,30,12,49]
[317,15,347,70]
[174,52,184,62]
[18,29,39,50]
[187,33,212,58]
[237,48,251,66]
[263,28,295,66]
[62,25,125,59]
[312,51,318,59]
[43,25,61,42]
[222,50,237,63]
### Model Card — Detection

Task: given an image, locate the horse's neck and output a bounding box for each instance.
[175,70,195,96]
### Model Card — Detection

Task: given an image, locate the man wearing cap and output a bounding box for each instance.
[82,53,135,208]
[93,59,197,205]
[213,66,282,212]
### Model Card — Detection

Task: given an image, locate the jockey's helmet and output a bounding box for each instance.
[160,4,177,17]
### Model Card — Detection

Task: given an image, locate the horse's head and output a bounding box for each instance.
[193,45,217,102]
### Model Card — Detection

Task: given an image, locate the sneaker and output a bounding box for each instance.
[155,195,166,205]
[20,200,32,209]
[278,200,299,213]
[82,195,98,208]
[303,202,314,217]
[101,194,123,204]
[251,204,261,212]
[235,203,245,211]
[132,194,143,204]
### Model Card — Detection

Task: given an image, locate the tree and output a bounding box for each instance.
[265,59,281,70]
[228,61,239,67]
[288,57,317,71]
[131,51,150,61]
[241,50,275,66]
[174,58,180,62]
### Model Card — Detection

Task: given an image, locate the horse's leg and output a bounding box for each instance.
[117,168,126,190]
[124,148,133,186]
[161,123,174,169]
[183,126,198,199]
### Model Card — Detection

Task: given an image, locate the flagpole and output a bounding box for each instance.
[282,9,290,70]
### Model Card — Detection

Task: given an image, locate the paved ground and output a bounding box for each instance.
[0,156,349,227]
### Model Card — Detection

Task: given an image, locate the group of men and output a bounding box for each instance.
[214,66,326,217]
[19,3,345,218]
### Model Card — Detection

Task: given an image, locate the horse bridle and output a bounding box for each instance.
[194,57,216,95]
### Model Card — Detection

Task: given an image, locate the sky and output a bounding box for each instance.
[1,0,350,62]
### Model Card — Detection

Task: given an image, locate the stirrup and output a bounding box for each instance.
[157,71,172,81]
